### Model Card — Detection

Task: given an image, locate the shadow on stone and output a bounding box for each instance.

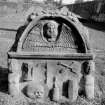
[79,19,105,32]
[0,66,8,93]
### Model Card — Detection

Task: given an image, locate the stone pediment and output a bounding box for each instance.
[16,7,91,54]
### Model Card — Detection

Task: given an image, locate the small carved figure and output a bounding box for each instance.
[43,21,59,42]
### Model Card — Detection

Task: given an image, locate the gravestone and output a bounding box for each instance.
[8,6,95,103]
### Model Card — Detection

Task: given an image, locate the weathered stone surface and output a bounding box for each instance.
[30,62,46,87]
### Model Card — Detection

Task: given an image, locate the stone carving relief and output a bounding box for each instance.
[8,6,95,104]
[43,21,59,42]
[22,20,79,53]
[9,59,88,102]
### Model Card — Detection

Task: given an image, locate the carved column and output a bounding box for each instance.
[68,80,73,101]
[68,61,81,101]
[46,62,54,90]
[69,79,79,101]
[85,74,94,99]
[53,78,61,102]
[8,59,21,97]
[85,61,95,99]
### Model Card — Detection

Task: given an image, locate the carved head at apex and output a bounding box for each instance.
[43,21,59,42]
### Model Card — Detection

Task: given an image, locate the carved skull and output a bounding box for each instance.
[26,82,45,101]
[43,21,59,42]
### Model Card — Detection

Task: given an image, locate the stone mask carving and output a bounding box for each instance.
[43,21,59,42]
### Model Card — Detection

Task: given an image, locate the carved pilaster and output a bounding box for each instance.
[85,74,94,99]
[82,60,95,99]
[8,59,21,97]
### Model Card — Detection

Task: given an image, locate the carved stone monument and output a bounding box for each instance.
[8,6,95,103]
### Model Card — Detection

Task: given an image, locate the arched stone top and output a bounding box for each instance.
[16,7,91,54]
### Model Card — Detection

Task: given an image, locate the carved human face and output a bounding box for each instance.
[43,21,59,42]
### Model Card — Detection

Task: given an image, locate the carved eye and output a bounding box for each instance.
[35,91,44,98]
[35,91,40,95]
